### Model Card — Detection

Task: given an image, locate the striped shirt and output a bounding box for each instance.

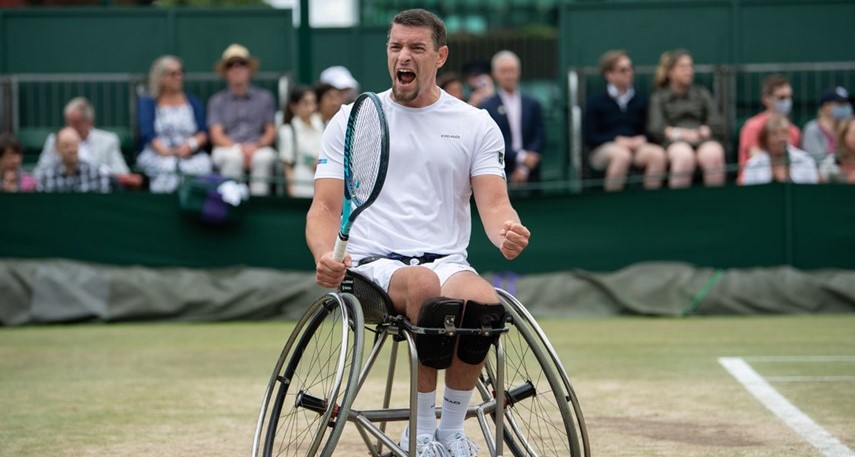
[36,161,111,193]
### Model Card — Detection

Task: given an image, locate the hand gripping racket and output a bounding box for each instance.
[332,92,390,262]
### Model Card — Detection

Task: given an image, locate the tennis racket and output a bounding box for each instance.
[332,92,390,262]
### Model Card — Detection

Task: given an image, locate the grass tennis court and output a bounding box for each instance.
[2,315,853,457]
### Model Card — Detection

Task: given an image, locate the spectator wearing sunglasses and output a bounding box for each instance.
[208,44,277,196]
[737,74,802,184]
[137,55,212,193]
[583,50,666,191]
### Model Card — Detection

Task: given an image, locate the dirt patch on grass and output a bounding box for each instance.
[590,415,766,447]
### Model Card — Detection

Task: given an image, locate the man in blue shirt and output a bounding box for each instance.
[583,50,666,191]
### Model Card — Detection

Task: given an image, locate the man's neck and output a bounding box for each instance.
[230,83,249,97]
[62,161,79,175]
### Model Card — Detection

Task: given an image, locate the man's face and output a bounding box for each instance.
[65,110,92,139]
[605,56,634,89]
[225,59,252,87]
[56,130,80,168]
[763,84,793,111]
[492,56,520,93]
[387,23,447,107]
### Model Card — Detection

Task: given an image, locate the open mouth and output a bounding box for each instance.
[397,69,416,86]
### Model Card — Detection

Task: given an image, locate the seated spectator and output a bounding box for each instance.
[0,133,36,192]
[819,116,855,183]
[462,59,494,108]
[583,50,666,191]
[208,44,277,196]
[648,49,726,188]
[34,97,141,189]
[438,72,465,100]
[315,82,343,127]
[743,114,818,185]
[36,127,111,193]
[480,50,545,186]
[319,65,359,104]
[803,86,853,165]
[137,55,212,193]
[278,85,324,198]
[738,74,802,183]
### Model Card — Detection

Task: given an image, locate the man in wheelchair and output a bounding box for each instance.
[307,9,531,457]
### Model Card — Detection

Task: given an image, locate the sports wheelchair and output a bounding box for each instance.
[252,270,590,457]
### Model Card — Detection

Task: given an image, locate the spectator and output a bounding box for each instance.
[278,85,324,198]
[319,65,360,104]
[738,74,802,183]
[315,82,344,127]
[208,44,277,196]
[462,59,494,108]
[742,114,818,185]
[0,133,36,192]
[36,127,111,193]
[437,72,465,100]
[137,55,212,193]
[480,50,546,186]
[803,86,853,165]
[583,50,666,191]
[648,49,726,188]
[34,97,141,189]
[819,116,855,183]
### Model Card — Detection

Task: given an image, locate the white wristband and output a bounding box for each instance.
[672,128,681,141]
[187,137,200,152]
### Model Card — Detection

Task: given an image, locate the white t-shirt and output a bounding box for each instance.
[742,146,819,185]
[315,89,506,262]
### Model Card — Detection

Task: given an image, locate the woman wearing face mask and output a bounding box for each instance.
[819,116,855,183]
[737,74,802,184]
[802,86,853,165]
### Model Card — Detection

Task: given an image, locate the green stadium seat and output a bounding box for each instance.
[16,127,53,165]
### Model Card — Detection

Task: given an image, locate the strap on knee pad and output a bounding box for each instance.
[457,300,506,365]
[415,297,463,369]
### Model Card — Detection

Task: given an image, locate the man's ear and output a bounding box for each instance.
[437,45,449,69]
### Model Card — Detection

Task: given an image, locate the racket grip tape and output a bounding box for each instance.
[332,233,349,262]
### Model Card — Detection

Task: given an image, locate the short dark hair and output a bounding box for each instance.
[0,133,22,158]
[390,9,447,50]
[762,74,790,97]
[599,50,628,76]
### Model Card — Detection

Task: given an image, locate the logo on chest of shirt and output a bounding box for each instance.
[440,134,461,139]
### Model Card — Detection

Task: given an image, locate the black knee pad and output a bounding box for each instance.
[415,297,463,369]
[457,300,506,365]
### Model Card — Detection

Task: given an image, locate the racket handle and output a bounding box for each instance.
[332,233,348,262]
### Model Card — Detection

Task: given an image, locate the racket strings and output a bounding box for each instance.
[347,102,384,205]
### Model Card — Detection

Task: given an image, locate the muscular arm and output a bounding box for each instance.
[306,177,350,287]
[472,174,530,259]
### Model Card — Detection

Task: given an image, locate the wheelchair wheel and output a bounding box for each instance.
[252,293,364,457]
[477,289,591,457]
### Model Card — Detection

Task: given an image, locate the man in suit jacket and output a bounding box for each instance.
[34,97,141,188]
[479,50,546,185]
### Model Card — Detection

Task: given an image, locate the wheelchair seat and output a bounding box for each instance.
[338,269,395,325]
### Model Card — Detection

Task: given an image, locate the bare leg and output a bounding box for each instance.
[634,143,667,189]
[667,141,697,188]
[601,143,633,192]
[697,140,726,186]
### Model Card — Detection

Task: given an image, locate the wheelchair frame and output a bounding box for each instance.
[252,273,590,457]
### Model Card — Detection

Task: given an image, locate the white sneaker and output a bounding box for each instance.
[399,428,449,457]
[441,431,480,457]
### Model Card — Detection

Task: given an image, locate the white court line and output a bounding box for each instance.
[719,357,855,457]
[743,356,855,363]
[766,376,855,383]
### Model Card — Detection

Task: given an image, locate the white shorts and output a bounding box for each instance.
[351,253,476,293]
